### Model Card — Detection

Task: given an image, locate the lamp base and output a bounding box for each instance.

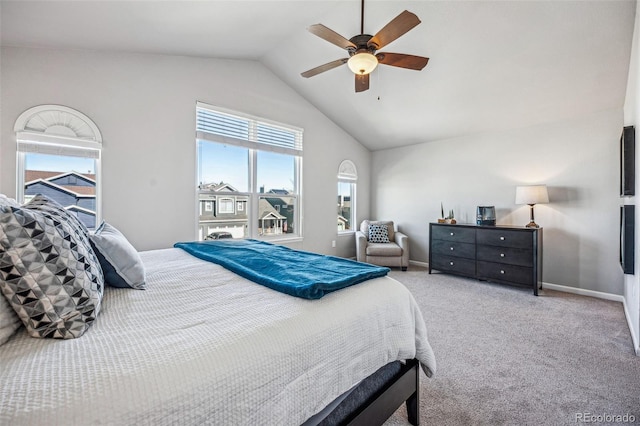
[525,221,540,228]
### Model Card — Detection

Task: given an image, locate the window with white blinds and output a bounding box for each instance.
[196,102,302,156]
[196,102,303,241]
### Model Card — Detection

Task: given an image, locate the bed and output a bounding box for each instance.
[0,196,436,425]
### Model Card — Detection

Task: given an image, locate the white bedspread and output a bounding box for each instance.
[0,248,436,425]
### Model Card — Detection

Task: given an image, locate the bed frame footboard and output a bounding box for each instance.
[345,358,420,426]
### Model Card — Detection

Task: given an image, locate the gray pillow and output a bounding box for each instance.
[0,195,25,345]
[0,195,104,339]
[90,221,146,289]
[0,291,21,346]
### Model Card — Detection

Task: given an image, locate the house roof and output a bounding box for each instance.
[258,198,286,220]
[25,171,96,197]
[200,182,239,192]
[1,1,635,150]
[25,170,95,183]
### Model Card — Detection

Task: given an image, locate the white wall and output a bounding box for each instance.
[371,108,624,295]
[0,47,370,257]
[623,1,640,354]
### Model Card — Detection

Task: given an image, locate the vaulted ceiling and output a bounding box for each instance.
[1,1,636,151]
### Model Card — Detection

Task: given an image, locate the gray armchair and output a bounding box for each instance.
[355,220,409,271]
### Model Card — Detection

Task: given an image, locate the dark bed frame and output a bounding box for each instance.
[313,358,421,426]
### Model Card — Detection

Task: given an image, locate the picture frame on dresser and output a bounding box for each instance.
[620,125,635,196]
[620,205,634,275]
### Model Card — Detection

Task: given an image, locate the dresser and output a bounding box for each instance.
[428,223,542,295]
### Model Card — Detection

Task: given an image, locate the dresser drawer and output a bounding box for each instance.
[431,225,475,243]
[431,256,476,276]
[477,261,533,286]
[476,229,532,249]
[432,240,476,259]
[476,245,532,267]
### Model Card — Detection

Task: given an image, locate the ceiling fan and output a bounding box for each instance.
[301,0,429,93]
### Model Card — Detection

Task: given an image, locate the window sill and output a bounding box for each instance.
[260,236,304,244]
[338,231,355,237]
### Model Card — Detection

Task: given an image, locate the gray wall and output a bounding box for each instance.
[623,1,640,353]
[0,47,370,257]
[371,108,624,295]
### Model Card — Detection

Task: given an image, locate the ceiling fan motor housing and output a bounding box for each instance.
[348,34,377,56]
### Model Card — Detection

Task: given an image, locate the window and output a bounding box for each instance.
[14,105,102,230]
[196,102,303,241]
[204,201,213,212]
[219,198,234,214]
[338,160,357,232]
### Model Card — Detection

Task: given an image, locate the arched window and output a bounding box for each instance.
[337,160,357,233]
[14,105,102,229]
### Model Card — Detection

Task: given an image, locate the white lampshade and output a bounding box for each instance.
[347,52,378,75]
[515,185,549,205]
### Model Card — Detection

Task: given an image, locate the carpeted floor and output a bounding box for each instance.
[384,267,640,425]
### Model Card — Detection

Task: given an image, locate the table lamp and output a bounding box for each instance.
[515,185,549,228]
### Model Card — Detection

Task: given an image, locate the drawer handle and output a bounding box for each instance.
[500,253,505,258]
[450,232,454,236]
[500,270,505,274]
[500,236,505,241]
[450,247,454,251]
[450,261,454,266]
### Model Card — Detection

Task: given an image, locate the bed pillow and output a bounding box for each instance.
[0,279,22,346]
[0,195,24,345]
[90,221,146,289]
[0,195,104,339]
[368,223,390,243]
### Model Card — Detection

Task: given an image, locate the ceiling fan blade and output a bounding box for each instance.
[301,58,349,78]
[368,10,421,50]
[308,24,357,50]
[377,52,429,70]
[355,73,370,93]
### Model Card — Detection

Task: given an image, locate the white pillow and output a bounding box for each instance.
[90,221,146,289]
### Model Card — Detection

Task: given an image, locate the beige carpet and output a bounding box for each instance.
[384,267,640,426]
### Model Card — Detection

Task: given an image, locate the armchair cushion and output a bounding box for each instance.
[367,223,390,243]
[366,242,402,257]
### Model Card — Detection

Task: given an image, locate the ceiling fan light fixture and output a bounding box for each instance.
[347,52,378,75]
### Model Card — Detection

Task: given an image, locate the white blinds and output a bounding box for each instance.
[196,102,303,156]
[17,133,101,159]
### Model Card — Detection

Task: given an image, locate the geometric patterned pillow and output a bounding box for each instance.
[368,223,390,243]
[0,195,104,339]
[0,287,21,346]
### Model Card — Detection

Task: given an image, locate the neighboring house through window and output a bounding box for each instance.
[196,102,303,240]
[14,105,102,230]
[338,160,357,232]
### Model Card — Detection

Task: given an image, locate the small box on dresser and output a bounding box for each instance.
[429,223,543,295]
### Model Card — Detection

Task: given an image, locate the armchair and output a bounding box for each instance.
[355,220,409,271]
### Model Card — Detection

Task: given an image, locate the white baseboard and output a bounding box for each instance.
[409,260,429,268]
[622,298,640,356]
[542,281,624,303]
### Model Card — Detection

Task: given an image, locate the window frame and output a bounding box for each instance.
[195,102,303,241]
[337,160,358,234]
[14,105,103,229]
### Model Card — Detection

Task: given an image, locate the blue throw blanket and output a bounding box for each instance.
[174,239,390,299]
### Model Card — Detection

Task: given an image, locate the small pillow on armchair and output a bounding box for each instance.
[368,223,390,243]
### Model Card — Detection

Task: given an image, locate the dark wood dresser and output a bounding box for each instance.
[428,223,543,295]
